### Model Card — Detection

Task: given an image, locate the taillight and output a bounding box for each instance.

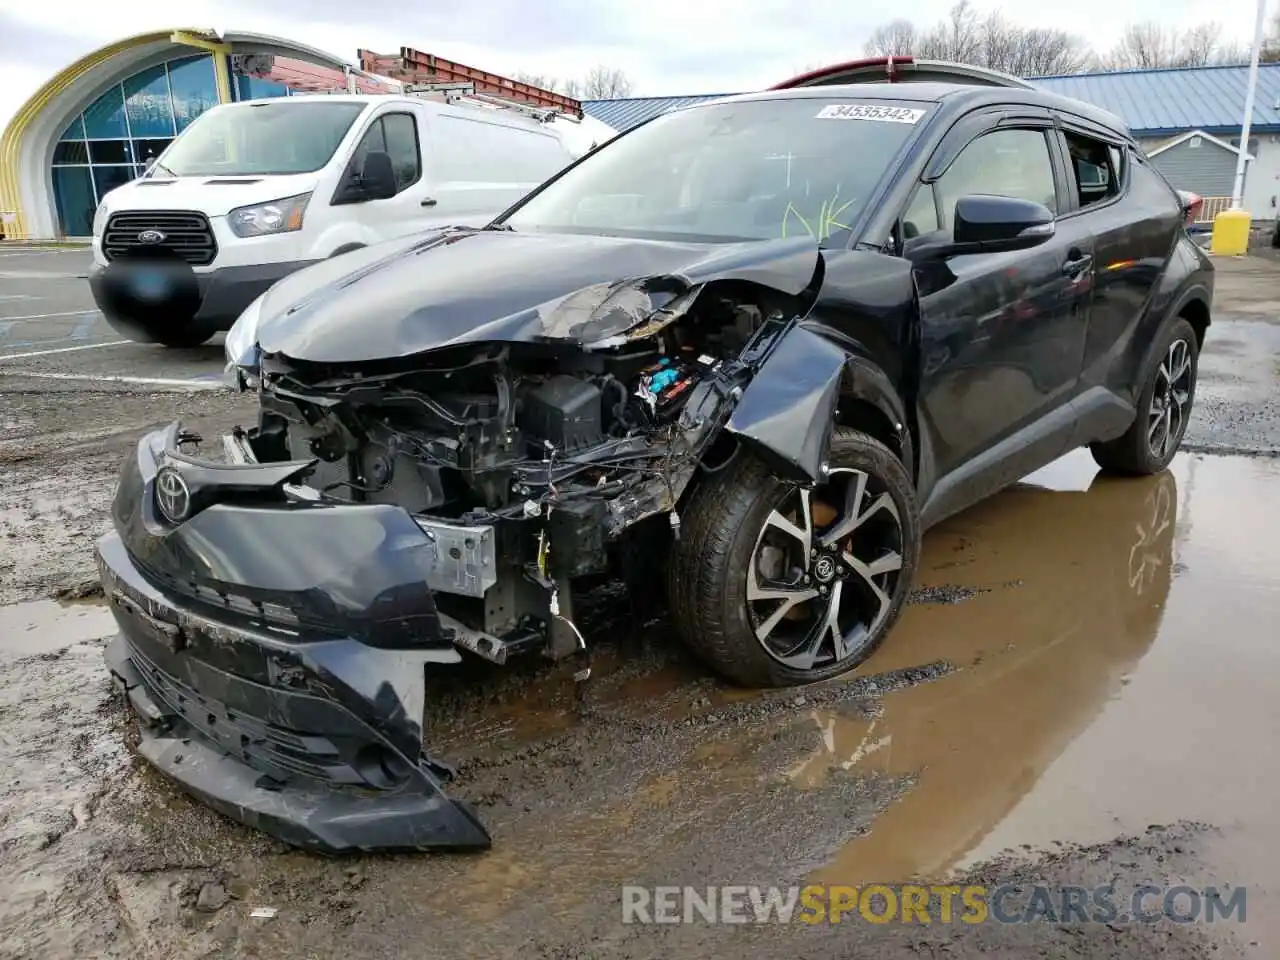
[1180,191,1203,227]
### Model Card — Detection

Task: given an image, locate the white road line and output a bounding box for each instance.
[0,309,98,322]
[0,294,36,301]
[0,370,226,391]
[0,340,128,361]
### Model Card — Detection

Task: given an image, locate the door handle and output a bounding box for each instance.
[1062,252,1093,276]
[420,197,437,207]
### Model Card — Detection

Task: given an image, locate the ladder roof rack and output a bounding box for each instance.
[400,82,574,123]
[358,47,584,118]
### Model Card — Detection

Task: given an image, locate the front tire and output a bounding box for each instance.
[669,428,920,688]
[1091,317,1199,475]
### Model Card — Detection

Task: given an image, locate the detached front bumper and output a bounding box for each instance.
[98,423,492,853]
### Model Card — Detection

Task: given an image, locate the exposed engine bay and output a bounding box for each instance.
[241,279,818,664]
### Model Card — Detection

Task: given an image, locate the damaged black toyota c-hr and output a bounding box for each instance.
[98,60,1213,854]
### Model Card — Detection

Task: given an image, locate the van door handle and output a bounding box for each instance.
[420,197,437,207]
[1062,252,1093,276]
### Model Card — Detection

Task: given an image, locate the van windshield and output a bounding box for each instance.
[152,101,367,177]
[500,97,933,246]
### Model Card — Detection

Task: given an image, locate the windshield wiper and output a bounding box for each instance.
[483,222,515,232]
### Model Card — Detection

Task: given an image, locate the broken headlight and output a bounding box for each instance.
[223,292,266,390]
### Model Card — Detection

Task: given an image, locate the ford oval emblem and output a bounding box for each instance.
[138,229,166,244]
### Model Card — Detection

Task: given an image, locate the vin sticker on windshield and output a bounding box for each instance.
[815,104,925,123]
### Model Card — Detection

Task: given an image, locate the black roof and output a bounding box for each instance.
[682,81,1133,140]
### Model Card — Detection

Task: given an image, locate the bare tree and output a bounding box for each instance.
[864,2,1089,76]
[865,19,918,57]
[512,71,589,100]
[1262,9,1280,63]
[512,71,555,90]
[580,66,635,99]
[1097,21,1247,69]
[916,0,985,64]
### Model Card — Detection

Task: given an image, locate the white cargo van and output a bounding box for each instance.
[89,92,603,347]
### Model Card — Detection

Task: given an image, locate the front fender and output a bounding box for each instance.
[726,326,910,485]
[726,325,847,484]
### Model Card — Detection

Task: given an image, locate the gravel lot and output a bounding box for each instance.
[1,245,1278,959]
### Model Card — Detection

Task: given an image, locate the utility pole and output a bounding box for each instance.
[1213,0,1270,255]
[1230,0,1269,209]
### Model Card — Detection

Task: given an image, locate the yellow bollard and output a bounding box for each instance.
[1210,208,1252,256]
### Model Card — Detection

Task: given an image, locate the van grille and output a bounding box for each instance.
[103,211,217,266]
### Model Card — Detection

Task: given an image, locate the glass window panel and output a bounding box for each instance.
[88,140,132,164]
[52,141,89,164]
[83,85,127,139]
[382,113,421,190]
[59,116,86,141]
[93,165,137,203]
[52,166,96,237]
[236,76,290,100]
[132,138,171,163]
[350,117,387,173]
[168,55,220,131]
[123,63,176,137]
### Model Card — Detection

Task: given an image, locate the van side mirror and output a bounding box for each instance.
[358,151,398,201]
[904,194,1055,263]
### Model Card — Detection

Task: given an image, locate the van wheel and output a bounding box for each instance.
[669,428,920,688]
[149,325,216,348]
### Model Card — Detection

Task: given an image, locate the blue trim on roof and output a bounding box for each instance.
[583,62,1280,139]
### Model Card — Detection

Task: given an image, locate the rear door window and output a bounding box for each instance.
[1062,129,1124,210]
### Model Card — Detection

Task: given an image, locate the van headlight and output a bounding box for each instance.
[223,293,267,390]
[227,192,311,238]
[92,202,108,238]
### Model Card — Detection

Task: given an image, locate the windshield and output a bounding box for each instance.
[153,101,367,177]
[501,97,932,246]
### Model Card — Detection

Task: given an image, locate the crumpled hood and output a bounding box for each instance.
[255,229,822,364]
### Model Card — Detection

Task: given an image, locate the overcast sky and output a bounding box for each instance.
[0,0,1270,132]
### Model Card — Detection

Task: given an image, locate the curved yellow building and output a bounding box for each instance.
[0,29,392,240]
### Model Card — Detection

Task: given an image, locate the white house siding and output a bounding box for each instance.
[1241,136,1280,220]
[1149,138,1238,198]
[1137,134,1280,220]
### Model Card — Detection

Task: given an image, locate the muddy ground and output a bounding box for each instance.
[1,250,1278,959]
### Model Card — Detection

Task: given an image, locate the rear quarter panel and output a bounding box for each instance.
[1081,153,1213,405]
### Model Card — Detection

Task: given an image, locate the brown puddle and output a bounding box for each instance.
[787,449,1280,947]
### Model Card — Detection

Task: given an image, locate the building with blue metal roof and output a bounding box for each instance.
[584,62,1280,219]
[584,62,1280,139]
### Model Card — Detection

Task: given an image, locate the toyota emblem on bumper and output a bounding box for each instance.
[155,467,191,523]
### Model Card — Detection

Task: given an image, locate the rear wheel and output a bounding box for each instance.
[669,428,920,688]
[1091,317,1198,475]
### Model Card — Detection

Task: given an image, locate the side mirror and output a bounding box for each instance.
[359,151,398,201]
[905,194,1055,263]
